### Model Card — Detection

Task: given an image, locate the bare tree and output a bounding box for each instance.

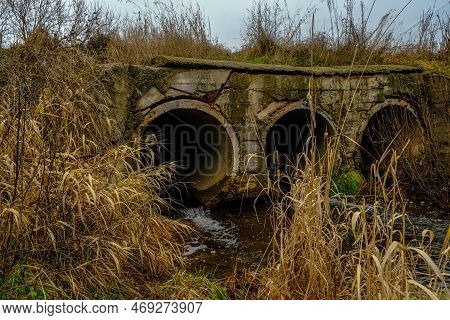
[0,1,10,47]
[2,0,64,41]
[0,0,116,46]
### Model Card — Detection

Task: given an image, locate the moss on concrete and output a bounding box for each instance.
[152,55,423,76]
[127,64,170,94]
[332,170,365,195]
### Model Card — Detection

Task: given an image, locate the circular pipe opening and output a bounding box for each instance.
[265,109,333,174]
[144,109,234,193]
[360,105,424,176]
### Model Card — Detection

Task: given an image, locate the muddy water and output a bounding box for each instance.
[179,204,273,275]
[402,200,449,261]
[177,200,449,277]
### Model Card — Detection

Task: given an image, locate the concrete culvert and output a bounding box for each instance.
[265,109,333,175]
[360,105,424,176]
[143,108,234,201]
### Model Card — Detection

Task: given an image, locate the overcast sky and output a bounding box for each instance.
[94,0,449,50]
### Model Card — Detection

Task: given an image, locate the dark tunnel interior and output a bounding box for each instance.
[265,109,333,175]
[360,105,423,176]
[143,109,234,193]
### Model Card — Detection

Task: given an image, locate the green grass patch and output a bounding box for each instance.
[0,265,59,300]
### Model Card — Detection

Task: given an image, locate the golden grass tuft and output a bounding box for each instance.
[258,139,449,300]
[0,31,190,299]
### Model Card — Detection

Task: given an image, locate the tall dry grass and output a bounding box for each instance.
[0,31,189,299]
[253,46,449,298]
[2,0,446,70]
[239,0,449,68]
[258,137,448,299]
[0,0,448,300]
[106,0,230,65]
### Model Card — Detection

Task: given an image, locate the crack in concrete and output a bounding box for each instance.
[137,96,203,115]
[210,70,233,104]
[135,70,234,113]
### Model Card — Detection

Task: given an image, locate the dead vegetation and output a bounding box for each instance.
[256,147,448,299]
[0,0,448,300]
[0,31,190,299]
[106,0,230,64]
[238,0,449,71]
[1,0,447,71]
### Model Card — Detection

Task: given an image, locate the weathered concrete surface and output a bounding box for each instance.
[102,57,449,203]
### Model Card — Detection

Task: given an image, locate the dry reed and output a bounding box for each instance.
[0,31,189,299]
[258,139,448,299]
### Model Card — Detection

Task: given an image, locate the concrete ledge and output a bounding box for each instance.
[152,55,423,76]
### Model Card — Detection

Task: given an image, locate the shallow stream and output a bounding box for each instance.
[175,198,449,278]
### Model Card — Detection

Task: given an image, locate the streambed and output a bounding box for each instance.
[175,199,449,278]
